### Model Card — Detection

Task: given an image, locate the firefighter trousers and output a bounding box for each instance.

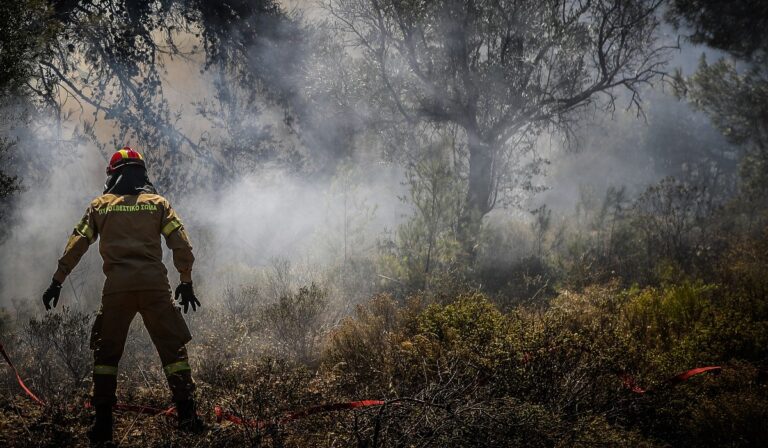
[90,290,195,406]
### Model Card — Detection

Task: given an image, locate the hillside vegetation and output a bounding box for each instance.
[2,178,767,447]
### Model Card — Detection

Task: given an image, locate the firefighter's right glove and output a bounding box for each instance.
[175,282,201,314]
[42,279,62,310]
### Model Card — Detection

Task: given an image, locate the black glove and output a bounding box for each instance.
[175,282,201,314]
[42,279,63,310]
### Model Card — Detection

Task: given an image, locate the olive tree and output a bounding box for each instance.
[326,0,669,253]
[30,0,298,191]
[0,0,53,231]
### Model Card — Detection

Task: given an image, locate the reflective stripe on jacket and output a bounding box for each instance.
[53,193,194,294]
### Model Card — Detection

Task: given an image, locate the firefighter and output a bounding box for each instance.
[41,147,205,446]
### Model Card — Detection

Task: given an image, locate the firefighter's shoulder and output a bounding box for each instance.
[88,194,135,208]
[87,194,171,209]
[89,195,113,209]
[136,193,172,208]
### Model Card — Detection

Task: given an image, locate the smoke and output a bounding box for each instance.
[176,163,403,293]
[0,109,404,310]
[531,86,738,214]
[0,135,105,307]
[0,141,404,309]
[0,2,739,310]
[0,5,406,309]
[526,38,737,215]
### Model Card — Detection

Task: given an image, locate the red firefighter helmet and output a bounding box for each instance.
[106,147,145,174]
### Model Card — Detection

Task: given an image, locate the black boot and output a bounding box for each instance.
[87,404,117,447]
[176,399,207,433]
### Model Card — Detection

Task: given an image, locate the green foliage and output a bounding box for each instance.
[546,174,739,289]
[8,240,768,446]
[718,228,768,310]
[667,0,768,60]
[0,0,51,224]
[622,281,718,370]
[0,138,21,202]
[378,138,465,292]
[322,294,406,395]
[625,281,716,347]
[0,0,301,192]
[668,1,768,212]
[318,283,768,447]
[632,177,718,272]
[679,57,767,146]
[620,276,768,376]
[0,0,52,96]
[417,293,509,368]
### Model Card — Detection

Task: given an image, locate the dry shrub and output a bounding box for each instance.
[222,283,259,318]
[319,284,768,447]
[322,294,405,395]
[262,283,329,364]
[320,289,639,446]
[22,308,92,398]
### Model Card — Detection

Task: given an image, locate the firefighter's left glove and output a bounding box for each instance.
[42,279,63,310]
[175,282,201,314]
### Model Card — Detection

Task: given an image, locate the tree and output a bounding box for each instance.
[668,0,768,208]
[327,0,669,254]
[378,137,464,291]
[0,0,52,98]
[666,0,768,61]
[28,0,299,191]
[0,0,54,232]
[0,140,21,202]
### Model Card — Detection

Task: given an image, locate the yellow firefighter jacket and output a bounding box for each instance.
[53,193,194,295]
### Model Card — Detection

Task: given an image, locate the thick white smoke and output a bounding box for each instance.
[0,6,735,313]
[0,138,105,308]
[0,139,404,310]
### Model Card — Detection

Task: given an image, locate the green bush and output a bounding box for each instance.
[416,292,509,369]
[620,277,768,372]
[623,281,716,351]
[320,283,768,447]
[322,294,414,396]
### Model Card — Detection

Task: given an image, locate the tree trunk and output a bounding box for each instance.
[460,131,494,259]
